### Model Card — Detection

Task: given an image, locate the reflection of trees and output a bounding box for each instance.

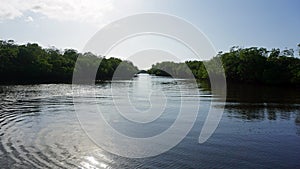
[225,103,300,124]
[296,113,300,125]
[223,82,300,129]
[226,83,300,104]
[267,110,276,120]
[225,104,265,121]
[295,112,300,136]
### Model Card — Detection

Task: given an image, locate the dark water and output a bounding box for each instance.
[0,74,300,168]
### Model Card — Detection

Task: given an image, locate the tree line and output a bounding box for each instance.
[0,40,138,83]
[148,45,300,86]
[1,40,300,86]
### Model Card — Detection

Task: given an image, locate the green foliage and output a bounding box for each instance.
[148,46,300,86]
[0,40,138,83]
[220,46,300,85]
[1,39,299,86]
[147,61,194,78]
[185,61,207,79]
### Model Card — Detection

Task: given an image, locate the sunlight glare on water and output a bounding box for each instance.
[0,74,299,168]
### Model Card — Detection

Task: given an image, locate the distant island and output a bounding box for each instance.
[0,40,299,86]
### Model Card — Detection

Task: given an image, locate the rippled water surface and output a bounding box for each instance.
[0,74,300,168]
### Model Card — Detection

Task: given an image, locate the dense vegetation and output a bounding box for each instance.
[0,40,138,83]
[1,40,300,86]
[148,45,300,86]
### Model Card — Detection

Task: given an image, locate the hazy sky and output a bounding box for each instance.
[0,0,299,68]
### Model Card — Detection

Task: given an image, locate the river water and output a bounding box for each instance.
[0,74,299,168]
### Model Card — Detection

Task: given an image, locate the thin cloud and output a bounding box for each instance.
[0,0,115,24]
[25,16,34,22]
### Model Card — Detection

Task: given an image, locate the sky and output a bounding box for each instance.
[0,0,299,68]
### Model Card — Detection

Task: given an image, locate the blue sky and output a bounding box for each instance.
[0,0,299,54]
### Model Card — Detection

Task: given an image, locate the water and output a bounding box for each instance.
[0,74,300,168]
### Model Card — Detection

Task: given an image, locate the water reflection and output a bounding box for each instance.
[226,82,300,103]
[224,103,300,121]
[0,76,299,168]
[199,81,300,125]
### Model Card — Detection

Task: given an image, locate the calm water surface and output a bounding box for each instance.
[0,74,299,168]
